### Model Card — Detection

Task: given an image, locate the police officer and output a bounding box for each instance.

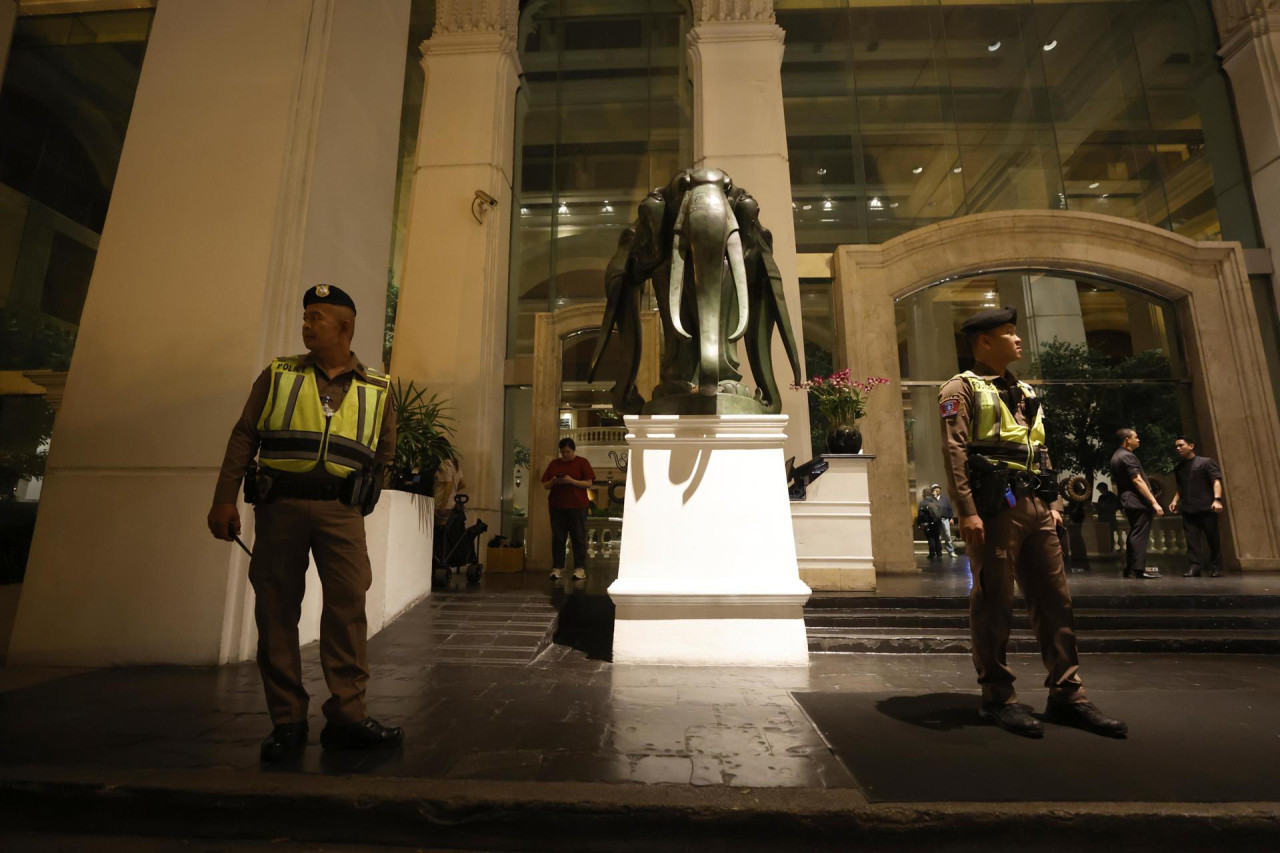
[207,284,403,761]
[939,306,1127,739]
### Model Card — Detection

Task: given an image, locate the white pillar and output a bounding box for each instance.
[390,0,521,531]
[0,0,16,92]
[1217,3,1280,272]
[9,0,410,666]
[687,0,812,464]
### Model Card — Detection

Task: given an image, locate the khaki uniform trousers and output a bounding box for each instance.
[968,493,1087,707]
[248,497,372,726]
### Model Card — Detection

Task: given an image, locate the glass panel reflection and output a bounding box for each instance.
[896,269,1195,564]
[777,0,1258,252]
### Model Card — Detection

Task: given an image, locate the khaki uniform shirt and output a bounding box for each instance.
[937,361,1063,518]
[213,351,397,505]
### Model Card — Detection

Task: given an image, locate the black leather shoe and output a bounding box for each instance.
[979,703,1044,738]
[1209,569,1223,577]
[260,722,308,762]
[321,717,404,751]
[1046,700,1128,738]
[1184,568,1201,577]
[1135,571,1161,579]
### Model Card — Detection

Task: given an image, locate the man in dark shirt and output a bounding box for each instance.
[917,488,944,559]
[541,437,596,581]
[1095,483,1120,522]
[1169,437,1224,577]
[1109,428,1164,579]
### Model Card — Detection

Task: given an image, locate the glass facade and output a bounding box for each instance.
[778,0,1258,252]
[508,0,693,358]
[897,271,1196,561]
[0,10,153,582]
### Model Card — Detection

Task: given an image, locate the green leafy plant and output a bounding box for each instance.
[1032,340,1183,485]
[512,438,531,472]
[387,379,458,493]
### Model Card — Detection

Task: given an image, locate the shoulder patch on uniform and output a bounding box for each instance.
[940,398,960,418]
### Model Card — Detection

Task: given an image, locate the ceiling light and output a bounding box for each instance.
[802,204,813,210]
[869,197,884,210]
[1043,40,1058,52]
[558,203,569,215]
[889,202,899,209]
[985,291,996,299]
[602,204,614,213]
[1101,194,1109,199]
[822,199,833,210]
[987,41,1001,52]
[912,166,924,175]
[817,167,828,176]
[952,166,963,174]
[520,207,529,215]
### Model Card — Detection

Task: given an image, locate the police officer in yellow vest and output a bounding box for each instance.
[207,284,402,761]
[939,306,1127,739]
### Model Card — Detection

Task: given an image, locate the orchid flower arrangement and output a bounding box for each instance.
[792,370,890,424]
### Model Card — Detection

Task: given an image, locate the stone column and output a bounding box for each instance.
[9,0,411,666]
[1216,2,1280,274]
[390,0,521,532]
[0,0,16,92]
[687,0,811,464]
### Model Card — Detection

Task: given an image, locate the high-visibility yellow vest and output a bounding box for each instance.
[256,355,389,477]
[960,370,1045,472]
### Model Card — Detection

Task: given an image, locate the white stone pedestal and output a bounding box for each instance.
[790,454,876,591]
[608,415,811,666]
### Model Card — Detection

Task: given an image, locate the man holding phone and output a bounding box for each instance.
[541,437,596,580]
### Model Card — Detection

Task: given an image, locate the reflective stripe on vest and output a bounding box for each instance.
[960,371,1045,472]
[256,356,388,477]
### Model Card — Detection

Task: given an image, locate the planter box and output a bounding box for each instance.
[790,454,876,591]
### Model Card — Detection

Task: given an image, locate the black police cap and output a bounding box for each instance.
[303,283,357,315]
[960,305,1017,335]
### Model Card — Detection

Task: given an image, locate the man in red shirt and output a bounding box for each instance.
[541,437,596,580]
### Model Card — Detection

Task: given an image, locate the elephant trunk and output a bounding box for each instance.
[668,183,749,396]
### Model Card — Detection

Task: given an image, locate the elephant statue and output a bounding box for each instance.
[588,167,802,416]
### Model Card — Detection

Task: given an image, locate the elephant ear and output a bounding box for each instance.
[761,248,803,387]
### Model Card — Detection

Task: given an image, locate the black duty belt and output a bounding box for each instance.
[269,478,342,501]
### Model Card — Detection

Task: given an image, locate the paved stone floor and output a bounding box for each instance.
[2,566,1279,791]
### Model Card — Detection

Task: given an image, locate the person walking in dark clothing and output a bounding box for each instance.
[1110,429,1163,580]
[918,488,944,559]
[1169,437,1224,577]
[1095,482,1120,522]
[541,437,596,581]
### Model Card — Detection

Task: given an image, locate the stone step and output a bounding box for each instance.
[805,609,1280,631]
[807,628,1280,655]
[806,593,1280,611]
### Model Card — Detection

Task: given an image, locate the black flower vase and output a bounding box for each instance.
[827,422,863,454]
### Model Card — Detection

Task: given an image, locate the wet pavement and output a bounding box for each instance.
[1,567,1279,791]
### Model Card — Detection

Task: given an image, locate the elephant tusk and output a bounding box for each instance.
[669,210,691,340]
[726,229,749,342]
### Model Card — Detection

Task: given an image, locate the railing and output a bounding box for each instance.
[561,427,627,446]
[585,516,623,569]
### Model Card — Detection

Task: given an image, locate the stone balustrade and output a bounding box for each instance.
[560,427,627,446]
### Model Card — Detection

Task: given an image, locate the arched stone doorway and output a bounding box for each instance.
[833,210,1280,573]
[526,303,660,571]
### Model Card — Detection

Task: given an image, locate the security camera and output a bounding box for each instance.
[471,190,498,223]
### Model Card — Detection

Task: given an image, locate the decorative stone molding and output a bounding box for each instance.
[693,0,775,25]
[433,0,517,35]
[833,210,1280,572]
[1212,0,1279,40]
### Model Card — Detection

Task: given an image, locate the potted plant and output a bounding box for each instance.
[792,370,889,454]
[387,379,459,495]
